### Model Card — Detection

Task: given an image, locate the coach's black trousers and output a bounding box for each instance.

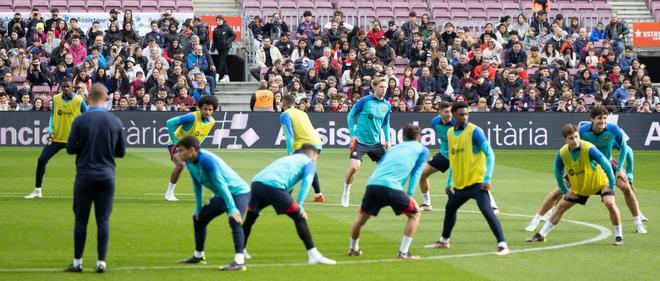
[35,142,67,188]
[442,183,506,243]
[217,48,230,78]
[73,178,115,261]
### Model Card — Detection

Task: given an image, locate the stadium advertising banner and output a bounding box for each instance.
[200,15,243,42]
[632,22,660,48]
[1,112,659,150]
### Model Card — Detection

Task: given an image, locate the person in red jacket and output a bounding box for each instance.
[367,20,385,47]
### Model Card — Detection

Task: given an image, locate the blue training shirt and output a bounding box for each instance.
[553,144,616,193]
[347,95,391,145]
[431,116,455,158]
[252,154,316,210]
[366,141,429,196]
[186,149,251,216]
[579,122,627,171]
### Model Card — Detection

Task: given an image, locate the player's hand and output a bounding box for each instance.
[445,187,453,197]
[192,215,199,221]
[300,210,308,220]
[482,184,491,191]
[230,211,242,224]
[210,66,216,72]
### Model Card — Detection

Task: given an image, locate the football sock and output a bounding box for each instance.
[234,253,245,264]
[539,222,555,237]
[349,238,360,250]
[634,216,642,225]
[167,182,176,195]
[614,225,623,237]
[194,250,204,258]
[35,187,42,193]
[96,260,106,267]
[399,236,413,254]
[531,214,543,225]
[497,241,508,248]
[422,192,431,205]
[73,258,82,267]
[307,247,322,259]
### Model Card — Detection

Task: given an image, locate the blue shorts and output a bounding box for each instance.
[349,141,385,162]
[427,152,450,172]
[248,182,299,215]
[360,185,417,216]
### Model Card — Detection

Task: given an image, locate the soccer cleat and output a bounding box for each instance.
[640,214,649,222]
[179,255,207,264]
[494,246,510,256]
[220,261,246,271]
[313,194,326,203]
[165,193,179,202]
[613,236,624,246]
[424,241,450,249]
[64,263,83,273]
[340,189,350,207]
[419,204,433,212]
[634,223,648,234]
[243,249,251,260]
[347,249,363,256]
[525,220,540,232]
[25,190,42,199]
[526,233,546,243]
[308,255,337,265]
[493,208,500,215]
[396,251,420,260]
[96,264,107,273]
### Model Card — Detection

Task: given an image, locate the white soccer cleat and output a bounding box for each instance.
[340,189,350,207]
[640,214,649,222]
[525,221,540,232]
[243,249,251,260]
[308,255,336,265]
[635,223,648,234]
[25,190,42,199]
[164,193,179,202]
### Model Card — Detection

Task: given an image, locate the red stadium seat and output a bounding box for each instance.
[13,0,32,11]
[68,0,86,11]
[160,0,176,11]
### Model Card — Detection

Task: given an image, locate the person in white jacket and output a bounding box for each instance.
[251,37,283,80]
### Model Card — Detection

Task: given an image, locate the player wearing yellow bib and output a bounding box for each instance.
[424,102,509,256]
[527,124,624,246]
[164,96,218,201]
[280,95,325,202]
[26,81,87,199]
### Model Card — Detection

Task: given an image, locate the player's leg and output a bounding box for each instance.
[29,142,67,198]
[615,170,646,232]
[342,158,362,207]
[165,147,184,201]
[600,188,625,244]
[528,192,578,242]
[348,211,371,256]
[311,172,325,202]
[222,193,251,271]
[67,178,93,272]
[474,185,508,255]
[181,197,225,264]
[398,202,421,259]
[91,179,115,273]
[525,188,563,232]
[425,187,470,249]
[419,164,439,211]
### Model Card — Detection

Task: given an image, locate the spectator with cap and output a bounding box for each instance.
[297,11,316,40]
[384,21,398,40]
[375,37,395,66]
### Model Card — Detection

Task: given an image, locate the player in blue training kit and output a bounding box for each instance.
[418,102,499,212]
[175,136,251,271]
[524,106,647,233]
[342,77,392,207]
[348,124,428,259]
[242,144,336,265]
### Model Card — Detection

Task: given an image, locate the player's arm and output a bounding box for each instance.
[612,126,628,172]
[381,106,391,147]
[445,167,453,189]
[625,146,634,182]
[115,124,126,158]
[48,108,54,135]
[166,113,196,144]
[66,118,80,154]
[190,168,204,217]
[279,112,295,155]
[296,162,316,211]
[554,153,569,194]
[80,100,88,112]
[473,127,495,184]
[347,96,369,138]
[204,162,239,215]
[589,146,616,190]
[407,147,430,196]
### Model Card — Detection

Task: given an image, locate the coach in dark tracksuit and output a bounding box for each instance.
[65,83,126,273]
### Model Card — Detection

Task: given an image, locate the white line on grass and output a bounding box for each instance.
[0,208,610,273]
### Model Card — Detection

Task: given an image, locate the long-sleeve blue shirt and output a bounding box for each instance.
[347,95,391,145]
[447,123,495,186]
[579,122,627,171]
[554,144,616,193]
[186,149,251,216]
[252,154,316,210]
[366,141,429,196]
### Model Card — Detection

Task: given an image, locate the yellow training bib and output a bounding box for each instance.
[51,94,84,143]
[560,140,609,196]
[448,123,486,189]
[171,111,215,144]
[285,108,322,150]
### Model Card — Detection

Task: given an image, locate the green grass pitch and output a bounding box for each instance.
[0,147,659,280]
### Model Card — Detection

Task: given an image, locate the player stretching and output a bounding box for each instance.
[348,124,428,259]
[341,77,391,207]
[527,124,624,245]
[164,96,218,201]
[26,81,87,199]
[525,106,646,233]
[176,136,251,271]
[280,95,325,202]
[424,102,509,256]
[419,102,499,213]
[242,144,335,265]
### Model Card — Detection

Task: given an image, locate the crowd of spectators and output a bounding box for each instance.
[0,8,235,112]
[247,9,659,113]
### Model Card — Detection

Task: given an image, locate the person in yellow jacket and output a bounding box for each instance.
[527,123,623,246]
[26,81,87,199]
